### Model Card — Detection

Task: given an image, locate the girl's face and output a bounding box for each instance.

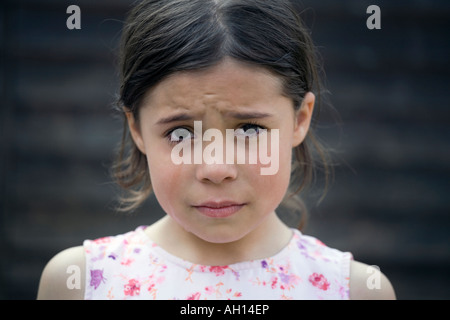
[127,58,314,244]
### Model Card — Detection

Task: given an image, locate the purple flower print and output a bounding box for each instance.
[278,273,300,288]
[261,260,268,269]
[279,273,290,284]
[296,239,307,251]
[90,269,106,289]
[108,253,118,260]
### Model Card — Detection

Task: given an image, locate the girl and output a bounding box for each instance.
[38,0,395,300]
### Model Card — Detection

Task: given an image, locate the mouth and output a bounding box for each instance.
[193,201,246,218]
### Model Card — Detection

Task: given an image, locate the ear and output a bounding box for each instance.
[292,92,315,147]
[125,111,146,154]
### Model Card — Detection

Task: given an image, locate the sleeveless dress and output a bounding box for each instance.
[83,226,352,300]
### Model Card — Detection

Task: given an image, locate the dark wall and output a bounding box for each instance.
[1,0,449,299]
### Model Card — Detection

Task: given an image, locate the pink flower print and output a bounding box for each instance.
[270,276,278,289]
[146,275,165,299]
[121,258,134,266]
[309,273,330,291]
[338,284,349,299]
[93,237,112,245]
[90,269,106,290]
[209,265,228,276]
[315,239,326,247]
[124,279,141,296]
[205,286,215,295]
[187,292,201,300]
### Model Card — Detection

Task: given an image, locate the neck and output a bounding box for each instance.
[145,213,292,266]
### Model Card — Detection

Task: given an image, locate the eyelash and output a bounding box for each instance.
[235,122,266,137]
[164,126,194,144]
[164,122,267,144]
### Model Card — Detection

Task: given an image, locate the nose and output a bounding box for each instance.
[195,162,238,184]
[192,124,238,184]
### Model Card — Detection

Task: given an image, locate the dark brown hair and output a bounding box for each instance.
[113,0,330,229]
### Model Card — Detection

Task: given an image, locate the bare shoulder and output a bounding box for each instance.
[349,260,396,300]
[37,246,86,300]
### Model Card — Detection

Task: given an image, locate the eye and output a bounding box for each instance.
[234,123,265,138]
[167,127,193,143]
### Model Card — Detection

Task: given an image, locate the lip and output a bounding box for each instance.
[193,201,246,218]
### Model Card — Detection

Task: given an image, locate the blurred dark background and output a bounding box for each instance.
[1,0,449,299]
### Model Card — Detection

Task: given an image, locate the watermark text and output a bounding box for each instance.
[170,121,280,175]
[366,5,381,30]
[66,5,81,30]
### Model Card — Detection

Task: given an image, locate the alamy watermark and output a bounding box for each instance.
[65,4,381,32]
[366,5,381,30]
[65,264,383,290]
[66,5,81,30]
[169,121,280,176]
[66,265,81,290]
[366,265,382,290]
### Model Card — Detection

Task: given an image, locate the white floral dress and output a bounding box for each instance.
[83,226,352,300]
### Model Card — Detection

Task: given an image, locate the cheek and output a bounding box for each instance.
[248,141,292,207]
[145,141,186,209]
[267,135,294,198]
[148,162,189,226]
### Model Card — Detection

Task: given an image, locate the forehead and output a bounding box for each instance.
[140,59,285,111]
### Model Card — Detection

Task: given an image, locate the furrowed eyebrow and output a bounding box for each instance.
[156,113,193,125]
[225,111,273,120]
[155,110,273,125]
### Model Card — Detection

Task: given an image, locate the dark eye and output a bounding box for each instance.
[168,127,193,143]
[235,123,265,138]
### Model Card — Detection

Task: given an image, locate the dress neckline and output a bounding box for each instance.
[134,225,300,272]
